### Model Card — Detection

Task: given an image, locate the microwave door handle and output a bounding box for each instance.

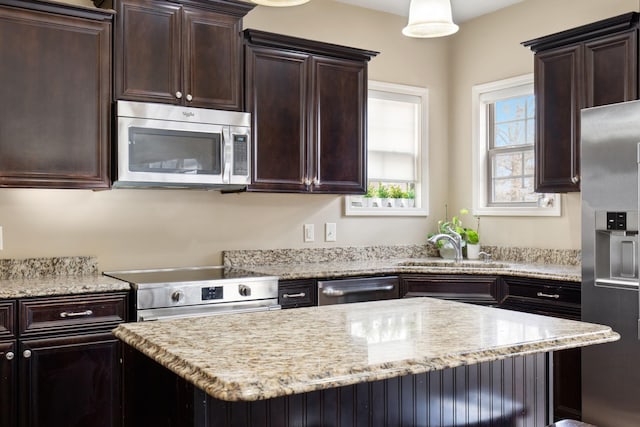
[222,128,231,183]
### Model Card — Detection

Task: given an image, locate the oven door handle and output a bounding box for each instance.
[321,284,395,297]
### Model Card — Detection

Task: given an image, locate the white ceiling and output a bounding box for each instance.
[333,0,525,23]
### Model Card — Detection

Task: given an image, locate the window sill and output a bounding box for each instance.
[345,196,428,217]
[473,198,561,217]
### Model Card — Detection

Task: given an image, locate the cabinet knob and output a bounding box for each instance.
[312,178,319,186]
[23,350,32,359]
[5,351,14,361]
[571,175,580,184]
[304,179,311,186]
[186,94,193,102]
[175,91,183,99]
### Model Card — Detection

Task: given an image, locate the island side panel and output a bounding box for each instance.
[191,354,548,426]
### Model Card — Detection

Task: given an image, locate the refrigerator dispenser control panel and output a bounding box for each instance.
[596,211,638,232]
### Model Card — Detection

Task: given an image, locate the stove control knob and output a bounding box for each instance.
[239,284,251,297]
[171,290,185,304]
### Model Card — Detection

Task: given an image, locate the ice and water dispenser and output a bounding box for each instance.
[595,211,639,287]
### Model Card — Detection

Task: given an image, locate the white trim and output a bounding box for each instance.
[345,80,429,217]
[471,74,561,217]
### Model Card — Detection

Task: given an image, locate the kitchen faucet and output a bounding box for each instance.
[427,226,463,262]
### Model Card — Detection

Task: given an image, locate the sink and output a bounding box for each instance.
[396,260,509,269]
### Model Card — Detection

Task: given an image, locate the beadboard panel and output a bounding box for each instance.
[202,353,548,427]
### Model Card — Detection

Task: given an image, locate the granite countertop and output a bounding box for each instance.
[239,258,581,282]
[113,297,617,402]
[0,274,131,299]
[0,256,130,299]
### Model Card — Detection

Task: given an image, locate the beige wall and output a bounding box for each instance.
[1,0,638,269]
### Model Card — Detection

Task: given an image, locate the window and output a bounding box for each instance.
[346,81,428,216]
[472,75,560,216]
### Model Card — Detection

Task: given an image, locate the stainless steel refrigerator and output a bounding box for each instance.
[581,100,640,426]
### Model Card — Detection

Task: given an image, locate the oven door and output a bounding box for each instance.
[116,115,229,187]
[137,298,280,321]
[318,276,400,306]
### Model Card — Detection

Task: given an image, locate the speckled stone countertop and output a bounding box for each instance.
[113,297,617,402]
[223,245,582,282]
[0,256,130,298]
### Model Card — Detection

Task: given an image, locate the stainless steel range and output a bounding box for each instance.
[104,266,280,321]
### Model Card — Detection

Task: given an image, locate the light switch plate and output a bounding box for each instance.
[0,226,3,250]
[325,223,337,242]
[303,224,314,242]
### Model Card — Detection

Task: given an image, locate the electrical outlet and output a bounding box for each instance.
[325,223,337,242]
[303,224,314,242]
[0,226,3,251]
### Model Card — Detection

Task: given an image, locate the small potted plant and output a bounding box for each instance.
[460,208,481,259]
[376,183,391,207]
[362,183,375,207]
[406,188,415,208]
[389,184,405,207]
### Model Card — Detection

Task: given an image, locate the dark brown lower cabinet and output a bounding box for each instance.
[0,292,128,427]
[124,345,548,427]
[19,333,122,427]
[1,340,17,427]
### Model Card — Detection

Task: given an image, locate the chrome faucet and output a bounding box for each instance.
[427,226,463,262]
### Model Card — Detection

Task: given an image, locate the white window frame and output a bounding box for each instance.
[345,80,429,217]
[471,74,561,217]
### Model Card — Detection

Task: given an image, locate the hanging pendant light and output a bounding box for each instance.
[251,0,310,6]
[402,0,459,38]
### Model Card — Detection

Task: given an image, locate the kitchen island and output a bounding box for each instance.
[115,297,617,426]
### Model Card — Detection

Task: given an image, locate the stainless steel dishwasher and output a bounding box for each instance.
[317,276,400,305]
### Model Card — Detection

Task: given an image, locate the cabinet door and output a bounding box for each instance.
[401,275,501,305]
[19,333,122,427]
[534,44,583,193]
[183,8,243,110]
[585,30,638,108]
[115,0,182,103]
[1,340,17,427]
[0,4,111,189]
[311,57,367,194]
[247,46,309,192]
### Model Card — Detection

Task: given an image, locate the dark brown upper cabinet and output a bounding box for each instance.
[0,0,112,189]
[244,29,378,194]
[523,12,639,193]
[96,0,254,110]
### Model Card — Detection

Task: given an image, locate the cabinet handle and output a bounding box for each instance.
[175,91,183,99]
[571,175,580,184]
[283,292,306,299]
[186,94,193,102]
[23,350,31,359]
[5,351,14,361]
[536,292,560,299]
[304,178,311,186]
[59,309,93,318]
[312,177,319,186]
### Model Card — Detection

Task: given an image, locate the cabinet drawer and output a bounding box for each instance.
[401,275,501,305]
[0,300,16,339]
[19,292,128,336]
[278,280,316,309]
[500,277,580,319]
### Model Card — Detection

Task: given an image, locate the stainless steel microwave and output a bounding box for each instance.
[115,101,251,190]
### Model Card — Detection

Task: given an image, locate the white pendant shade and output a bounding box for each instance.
[251,0,310,6]
[402,0,459,38]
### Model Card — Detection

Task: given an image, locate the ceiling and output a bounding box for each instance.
[333,0,525,23]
